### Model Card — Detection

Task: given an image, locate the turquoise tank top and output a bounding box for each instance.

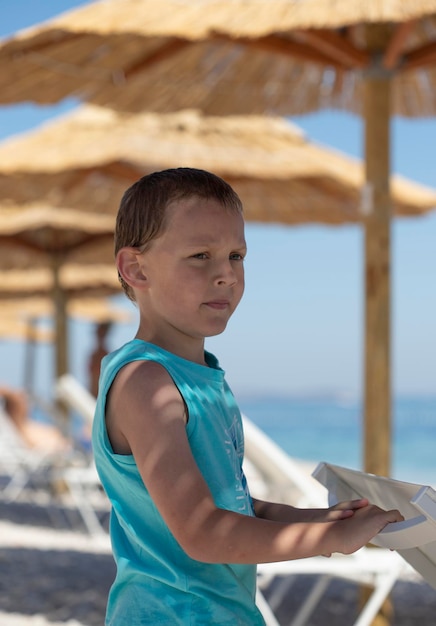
[92,339,265,625]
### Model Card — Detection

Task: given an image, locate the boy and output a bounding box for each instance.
[92,168,402,625]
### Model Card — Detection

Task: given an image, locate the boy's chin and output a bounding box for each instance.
[206,323,229,338]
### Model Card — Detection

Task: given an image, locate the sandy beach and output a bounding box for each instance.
[2,499,436,626]
[0,500,112,626]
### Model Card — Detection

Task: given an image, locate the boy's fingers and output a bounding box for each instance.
[333,498,368,511]
[336,509,354,519]
[387,509,404,523]
[328,508,354,521]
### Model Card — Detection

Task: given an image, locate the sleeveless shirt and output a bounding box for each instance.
[92,339,265,625]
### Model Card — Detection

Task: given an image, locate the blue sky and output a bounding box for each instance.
[0,1,435,399]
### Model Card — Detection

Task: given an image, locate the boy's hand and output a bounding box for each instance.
[303,498,369,524]
[337,505,404,555]
[327,497,369,520]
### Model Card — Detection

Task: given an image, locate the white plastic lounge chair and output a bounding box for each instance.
[242,419,416,626]
[0,407,61,501]
[314,462,436,589]
[54,374,110,535]
[0,385,107,536]
[0,403,101,531]
[55,374,96,426]
[54,374,111,535]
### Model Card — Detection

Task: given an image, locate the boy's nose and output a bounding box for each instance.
[215,261,238,285]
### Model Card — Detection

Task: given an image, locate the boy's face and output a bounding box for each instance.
[137,195,246,345]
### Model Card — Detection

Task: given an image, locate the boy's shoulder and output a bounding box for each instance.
[105,338,159,363]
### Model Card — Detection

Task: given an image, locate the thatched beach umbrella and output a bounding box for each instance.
[0,1,434,118]
[0,264,123,390]
[0,106,435,224]
[1,296,131,323]
[0,204,116,379]
[0,316,53,342]
[0,264,120,300]
[0,0,435,477]
[0,315,54,391]
[0,295,131,391]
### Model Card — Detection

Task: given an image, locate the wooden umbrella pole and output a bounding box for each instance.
[361,24,393,626]
[52,252,70,434]
[52,252,68,380]
[363,24,392,480]
[23,317,38,393]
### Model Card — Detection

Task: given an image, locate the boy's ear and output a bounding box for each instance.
[116,247,148,291]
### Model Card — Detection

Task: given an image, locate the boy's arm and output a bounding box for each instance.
[107,360,403,565]
[252,497,369,524]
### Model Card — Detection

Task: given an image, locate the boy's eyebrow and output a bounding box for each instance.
[184,239,247,250]
[183,233,246,246]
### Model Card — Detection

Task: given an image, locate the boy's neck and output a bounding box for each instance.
[135,328,207,366]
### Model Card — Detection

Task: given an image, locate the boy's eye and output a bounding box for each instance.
[190,251,245,260]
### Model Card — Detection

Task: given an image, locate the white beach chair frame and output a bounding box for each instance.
[0,384,108,536]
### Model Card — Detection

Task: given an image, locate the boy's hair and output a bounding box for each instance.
[115,167,243,301]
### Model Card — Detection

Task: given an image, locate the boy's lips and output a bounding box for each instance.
[205,300,230,310]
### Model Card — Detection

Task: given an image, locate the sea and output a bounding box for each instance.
[237,394,436,486]
[35,392,436,487]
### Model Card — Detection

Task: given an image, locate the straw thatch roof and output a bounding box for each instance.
[0,0,435,116]
[22,0,436,34]
[0,265,120,299]
[0,262,123,380]
[0,107,435,225]
[0,297,131,343]
[1,297,131,324]
[0,201,119,378]
[0,318,53,342]
[0,203,115,270]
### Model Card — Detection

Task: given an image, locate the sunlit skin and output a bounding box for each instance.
[108,195,404,565]
[127,196,246,363]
